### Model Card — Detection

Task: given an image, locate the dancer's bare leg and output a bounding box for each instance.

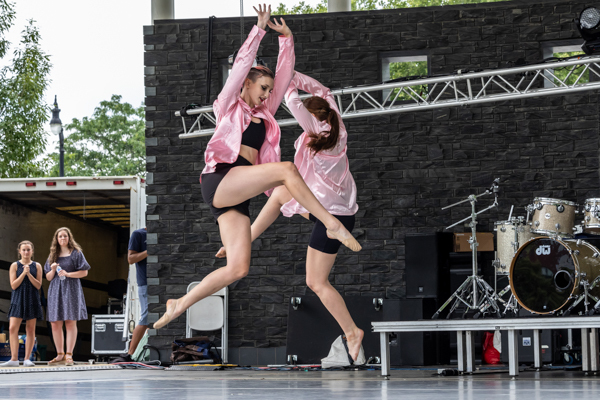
[305,247,364,361]
[154,210,252,328]
[216,186,291,258]
[251,186,292,241]
[214,162,360,251]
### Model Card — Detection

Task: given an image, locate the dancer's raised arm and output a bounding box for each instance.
[215,5,271,115]
[263,17,295,116]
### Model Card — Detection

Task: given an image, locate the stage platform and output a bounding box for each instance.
[1,367,600,400]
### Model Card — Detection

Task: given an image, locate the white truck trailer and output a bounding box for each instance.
[0,176,146,360]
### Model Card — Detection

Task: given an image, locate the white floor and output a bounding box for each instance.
[1,368,600,399]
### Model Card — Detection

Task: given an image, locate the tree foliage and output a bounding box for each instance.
[553,51,589,87]
[274,0,504,14]
[0,0,52,178]
[389,60,428,100]
[46,95,146,177]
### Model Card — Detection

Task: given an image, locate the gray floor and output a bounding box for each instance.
[1,368,600,399]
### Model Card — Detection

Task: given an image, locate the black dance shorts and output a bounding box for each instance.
[201,155,253,223]
[308,214,356,254]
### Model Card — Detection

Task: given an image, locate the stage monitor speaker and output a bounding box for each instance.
[405,233,453,299]
[500,308,555,364]
[286,296,449,366]
[500,329,554,364]
[286,295,388,365]
[383,298,450,366]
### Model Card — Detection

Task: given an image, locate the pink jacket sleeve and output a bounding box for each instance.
[216,25,266,116]
[264,35,295,116]
[290,72,339,114]
[284,77,321,135]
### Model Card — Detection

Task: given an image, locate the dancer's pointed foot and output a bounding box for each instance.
[326,225,361,252]
[345,328,364,363]
[154,298,180,330]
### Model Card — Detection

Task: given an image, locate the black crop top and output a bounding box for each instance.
[241,119,266,151]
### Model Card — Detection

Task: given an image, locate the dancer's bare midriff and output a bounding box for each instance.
[237,117,262,165]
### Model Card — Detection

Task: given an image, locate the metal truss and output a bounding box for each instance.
[177,55,600,139]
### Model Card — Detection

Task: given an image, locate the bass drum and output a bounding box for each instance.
[509,237,600,314]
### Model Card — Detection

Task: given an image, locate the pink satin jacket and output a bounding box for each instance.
[280,72,358,217]
[200,26,295,196]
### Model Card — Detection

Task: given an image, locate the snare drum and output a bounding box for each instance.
[583,198,600,235]
[510,237,600,314]
[494,218,534,275]
[529,197,577,237]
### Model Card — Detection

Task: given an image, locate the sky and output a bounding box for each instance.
[4,0,324,150]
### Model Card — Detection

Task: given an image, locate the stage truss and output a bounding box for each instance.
[176,55,600,139]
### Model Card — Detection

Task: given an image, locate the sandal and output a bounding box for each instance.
[65,353,74,366]
[48,353,65,365]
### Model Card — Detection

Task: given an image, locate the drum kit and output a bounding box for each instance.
[495,197,600,317]
[433,178,600,319]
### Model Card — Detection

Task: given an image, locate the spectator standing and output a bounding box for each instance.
[0,241,43,367]
[44,227,90,366]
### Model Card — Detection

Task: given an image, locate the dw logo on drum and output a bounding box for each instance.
[536,245,551,256]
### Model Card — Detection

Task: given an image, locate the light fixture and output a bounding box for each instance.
[50,95,65,177]
[576,7,600,54]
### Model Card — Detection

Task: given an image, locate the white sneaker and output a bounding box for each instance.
[23,359,35,367]
[0,360,19,367]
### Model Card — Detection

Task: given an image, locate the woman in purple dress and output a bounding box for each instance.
[44,227,90,366]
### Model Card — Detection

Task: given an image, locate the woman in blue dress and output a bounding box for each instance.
[44,227,90,366]
[0,241,43,367]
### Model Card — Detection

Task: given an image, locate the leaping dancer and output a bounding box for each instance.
[217,70,364,363]
[154,4,361,330]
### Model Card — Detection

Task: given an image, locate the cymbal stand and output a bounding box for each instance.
[433,179,501,319]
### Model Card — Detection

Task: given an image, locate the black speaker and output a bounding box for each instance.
[286,295,390,365]
[405,233,453,299]
[499,329,554,363]
[499,308,555,364]
[286,296,449,366]
[384,298,450,366]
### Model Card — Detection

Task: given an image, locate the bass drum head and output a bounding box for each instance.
[509,237,576,314]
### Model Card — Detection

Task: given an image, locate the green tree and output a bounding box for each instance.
[389,60,428,101]
[274,0,504,14]
[553,51,589,87]
[0,0,52,178]
[274,0,326,14]
[47,95,146,177]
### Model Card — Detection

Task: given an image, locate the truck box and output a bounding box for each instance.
[0,176,146,360]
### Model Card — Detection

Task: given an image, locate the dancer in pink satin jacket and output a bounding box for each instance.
[154,5,361,331]
[217,71,365,364]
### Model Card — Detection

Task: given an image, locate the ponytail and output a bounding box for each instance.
[302,96,340,154]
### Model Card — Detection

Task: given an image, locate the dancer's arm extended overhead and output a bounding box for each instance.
[263,17,295,116]
[215,8,269,114]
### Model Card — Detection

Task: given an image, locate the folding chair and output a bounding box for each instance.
[185,283,228,363]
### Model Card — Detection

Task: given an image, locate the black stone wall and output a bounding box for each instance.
[144,0,600,359]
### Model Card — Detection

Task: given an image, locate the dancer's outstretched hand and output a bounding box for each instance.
[267,17,292,38]
[216,247,227,258]
[254,4,271,31]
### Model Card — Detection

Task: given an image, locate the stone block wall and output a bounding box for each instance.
[144,0,600,359]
